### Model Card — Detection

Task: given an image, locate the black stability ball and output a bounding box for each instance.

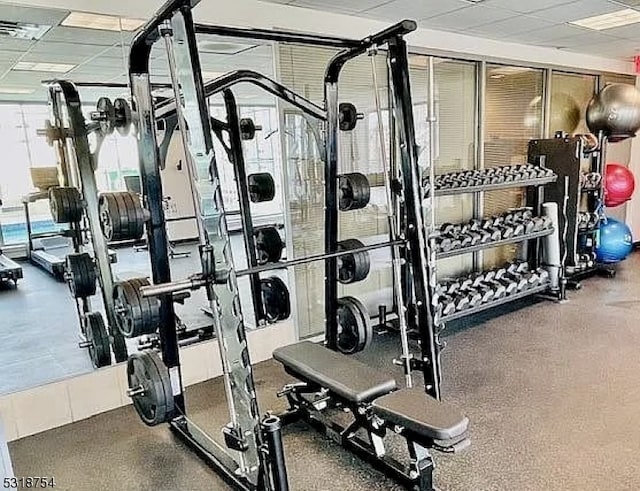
[586,83,640,142]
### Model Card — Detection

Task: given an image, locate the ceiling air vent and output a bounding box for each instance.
[0,21,51,41]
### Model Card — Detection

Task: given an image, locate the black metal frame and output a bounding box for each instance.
[277,380,448,490]
[39,81,128,364]
[127,0,438,488]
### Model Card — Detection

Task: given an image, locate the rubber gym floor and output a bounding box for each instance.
[9,251,640,490]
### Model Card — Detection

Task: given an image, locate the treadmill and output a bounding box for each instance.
[0,199,23,285]
[23,191,78,280]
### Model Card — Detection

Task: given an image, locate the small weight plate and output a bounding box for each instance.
[85,312,111,368]
[113,98,132,136]
[97,97,116,135]
[111,331,128,364]
[337,238,370,284]
[336,296,372,355]
[339,102,358,131]
[114,277,160,338]
[254,227,283,265]
[49,186,83,224]
[248,173,275,203]
[66,252,97,298]
[260,276,291,322]
[127,350,174,426]
[239,118,256,140]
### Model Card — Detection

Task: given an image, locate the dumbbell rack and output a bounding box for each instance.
[528,133,610,284]
[431,164,559,323]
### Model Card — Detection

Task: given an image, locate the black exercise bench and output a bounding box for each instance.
[274,341,469,490]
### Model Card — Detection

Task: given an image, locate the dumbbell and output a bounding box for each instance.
[531,216,552,232]
[537,268,550,285]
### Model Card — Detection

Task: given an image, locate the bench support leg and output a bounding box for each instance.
[408,441,435,491]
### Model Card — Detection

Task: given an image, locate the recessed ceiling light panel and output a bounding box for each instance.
[570,8,640,30]
[13,61,76,73]
[0,87,35,94]
[62,12,145,32]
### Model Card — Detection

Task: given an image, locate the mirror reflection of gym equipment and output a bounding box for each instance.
[1,0,640,490]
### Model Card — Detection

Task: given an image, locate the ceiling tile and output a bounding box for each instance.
[528,0,623,23]
[420,5,515,30]
[28,42,111,58]
[360,0,469,22]
[0,4,69,25]
[483,0,577,14]
[603,22,640,40]
[290,0,395,14]
[0,37,35,53]
[40,26,127,46]
[507,24,596,45]
[468,14,557,38]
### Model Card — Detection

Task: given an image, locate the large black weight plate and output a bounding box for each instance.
[85,312,111,368]
[337,238,370,284]
[99,191,145,242]
[248,173,275,202]
[336,296,372,355]
[338,173,370,211]
[127,351,174,426]
[254,227,283,265]
[113,277,160,338]
[260,276,291,322]
[113,98,132,136]
[66,252,97,298]
[96,97,115,135]
[49,186,83,224]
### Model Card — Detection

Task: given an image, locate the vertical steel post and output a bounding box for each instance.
[129,49,184,411]
[163,8,263,482]
[323,81,340,349]
[387,37,440,398]
[223,90,266,323]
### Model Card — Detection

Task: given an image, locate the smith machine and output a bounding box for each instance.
[38,81,131,367]
[116,0,468,489]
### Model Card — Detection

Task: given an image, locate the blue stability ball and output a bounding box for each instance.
[596,217,634,263]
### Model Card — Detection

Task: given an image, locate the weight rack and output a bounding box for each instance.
[528,132,614,285]
[428,162,562,328]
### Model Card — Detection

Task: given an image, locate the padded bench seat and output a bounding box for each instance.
[273,341,397,404]
[373,389,469,441]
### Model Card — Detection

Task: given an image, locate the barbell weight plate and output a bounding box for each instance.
[254,227,283,266]
[113,277,160,338]
[337,238,371,284]
[248,173,275,203]
[99,192,146,242]
[113,98,132,136]
[96,97,116,135]
[49,186,83,224]
[336,296,372,355]
[338,102,358,131]
[127,350,175,427]
[85,312,111,368]
[111,331,128,364]
[338,172,371,211]
[239,118,257,140]
[66,252,97,298]
[260,276,291,322]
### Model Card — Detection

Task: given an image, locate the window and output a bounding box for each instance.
[483,64,544,268]
[549,72,596,137]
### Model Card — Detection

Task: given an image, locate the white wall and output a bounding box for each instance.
[11,0,636,76]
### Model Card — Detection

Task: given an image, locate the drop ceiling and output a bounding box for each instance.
[265,0,640,60]
[0,0,638,103]
[0,3,275,102]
